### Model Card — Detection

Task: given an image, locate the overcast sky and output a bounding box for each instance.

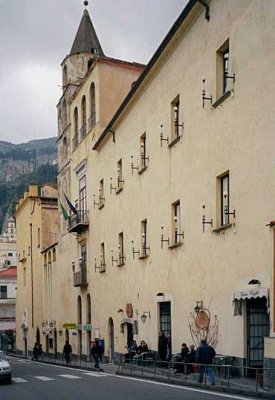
[0,0,187,144]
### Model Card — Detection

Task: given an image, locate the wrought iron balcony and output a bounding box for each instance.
[68,210,89,233]
[73,267,87,287]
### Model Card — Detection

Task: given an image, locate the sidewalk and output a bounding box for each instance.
[117,361,275,400]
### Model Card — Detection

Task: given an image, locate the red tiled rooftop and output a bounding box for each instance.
[0,266,17,277]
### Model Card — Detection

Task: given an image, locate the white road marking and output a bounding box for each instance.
[58,374,81,379]
[83,371,107,377]
[114,375,257,400]
[12,377,28,383]
[35,376,55,381]
[15,359,31,363]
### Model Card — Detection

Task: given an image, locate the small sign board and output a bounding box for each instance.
[62,323,77,330]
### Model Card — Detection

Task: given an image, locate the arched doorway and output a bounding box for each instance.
[108,318,114,361]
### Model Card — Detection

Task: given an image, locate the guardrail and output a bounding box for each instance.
[118,359,275,396]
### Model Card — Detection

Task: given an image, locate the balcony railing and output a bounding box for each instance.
[68,210,89,233]
[73,267,87,287]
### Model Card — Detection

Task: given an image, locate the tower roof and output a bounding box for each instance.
[70,9,104,56]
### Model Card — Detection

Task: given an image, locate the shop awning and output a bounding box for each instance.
[233,287,269,301]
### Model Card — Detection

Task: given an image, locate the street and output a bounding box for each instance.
[0,357,257,400]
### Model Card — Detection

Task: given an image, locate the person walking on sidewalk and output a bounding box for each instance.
[32,343,39,361]
[63,340,72,365]
[196,339,216,385]
[90,339,103,369]
[158,331,168,368]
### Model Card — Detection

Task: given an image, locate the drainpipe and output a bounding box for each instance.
[29,223,34,328]
[196,0,210,21]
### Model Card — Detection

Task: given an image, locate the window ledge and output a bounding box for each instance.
[168,135,181,148]
[138,166,148,175]
[212,223,232,234]
[212,91,231,109]
[168,242,182,250]
[139,254,149,260]
[98,203,105,210]
[116,187,123,195]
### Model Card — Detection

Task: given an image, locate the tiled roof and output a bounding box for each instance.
[0,266,17,278]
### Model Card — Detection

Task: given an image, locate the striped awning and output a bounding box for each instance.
[233,287,269,301]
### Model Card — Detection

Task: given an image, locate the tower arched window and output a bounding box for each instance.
[81,96,87,139]
[62,65,68,91]
[73,107,79,149]
[61,99,67,132]
[89,83,96,129]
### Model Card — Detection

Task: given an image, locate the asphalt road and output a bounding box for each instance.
[0,357,256,400]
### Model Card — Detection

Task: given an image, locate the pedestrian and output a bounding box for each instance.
[31,342,39,361]
[63,340,72,365]
[196,339,216,385]
[174,343,189,373]
[38,343,43,359]
[166,332,172,362]
[158,331,168,368]
[133,340,148,363]
[124,340,138,363]
[90,339,104,369]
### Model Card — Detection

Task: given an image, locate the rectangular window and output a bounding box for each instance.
[37,228,40,248]
[117,160,124,191]
[141,219,149,257]
[172,201,182,245]
[79,175,87,212]
[221,173,230,226]
[140,133,148,169]
[99,178,105,207]
[216,39,230,98]
[23,267,26,286]
[118,232,124,264]
[0,286,7,299]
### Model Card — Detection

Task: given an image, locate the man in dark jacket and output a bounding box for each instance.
[63,340,72,365]
[90,339,103,369]
[158,331,168,367]
[196,339,216,385]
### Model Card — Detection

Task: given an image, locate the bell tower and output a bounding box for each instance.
[57,2,104,230]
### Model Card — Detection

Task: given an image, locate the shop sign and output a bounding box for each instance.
[83,324,92,331]
[62,323,77,330]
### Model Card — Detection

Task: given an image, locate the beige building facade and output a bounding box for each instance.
[15,184,58,355]
[57,0,275,371]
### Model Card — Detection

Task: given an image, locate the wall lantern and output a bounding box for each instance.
[223,191,236,219]
[141,311,151,324]
[109,177,117,194]
[130,155,139,175]
[194,300,203,314]
[202,203,213,232]
[160,124,169,147]
[117,308,124,313]
[202,78,212,108]
[160,226,169,248]
[72,261,75,272]
[131,240,140,259]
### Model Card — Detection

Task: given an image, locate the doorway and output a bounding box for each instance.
[159,301,171,355]
[247,298,269,370]
[108,318,114,361]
